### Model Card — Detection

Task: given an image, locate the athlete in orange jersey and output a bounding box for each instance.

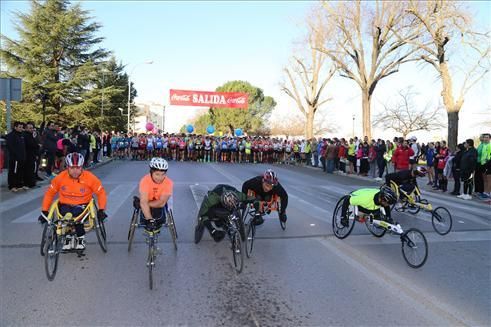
[39,152,107,250]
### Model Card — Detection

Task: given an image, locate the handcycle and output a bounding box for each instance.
[40,199,107,281]
[194,206,245,273]
[127,196,177,290]
[241,191,284,258]
[388,181,452,235]
[332,195,428,268]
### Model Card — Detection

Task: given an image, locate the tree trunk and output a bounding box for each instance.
[361,89,372,139]
[447,111,459,151]
[305,110,314,139]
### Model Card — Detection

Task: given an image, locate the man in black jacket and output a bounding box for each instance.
[23,122,40,188]
[6,122,26,192]
[458,139,478,200]
[42,121,58,177]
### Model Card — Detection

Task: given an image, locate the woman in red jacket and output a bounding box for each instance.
[392,140,414,172]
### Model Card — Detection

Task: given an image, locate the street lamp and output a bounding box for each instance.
[352,114,355,138]
[127,60,153,133]
[162,105,166,132]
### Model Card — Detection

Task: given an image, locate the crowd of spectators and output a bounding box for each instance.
[3,121,490,203]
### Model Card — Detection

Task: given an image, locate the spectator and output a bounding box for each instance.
[435,141,450,191]
[6,122,26,192]
[375,139,386,181]
[359,141,370,176]
[338,138,348,174]
[426,142,435,186]
[23,122,40,188]
[476,133,491,200]
[458,139,478,200]
[384,140,394,174]
[408,136,420,169]
[312,138,319,167]
[433,141,441,188]
[326,140,337,174]
[43,121,58,178]
[347,138,356,174]
[319,139,327,172]
[392,139,414,172]
[368,140,377,178]
[450,144,464,196]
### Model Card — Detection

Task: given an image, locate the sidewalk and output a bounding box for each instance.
[305,164,491,207]
[0,157,114,193]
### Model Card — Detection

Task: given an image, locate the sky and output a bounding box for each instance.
[1,0,490,140]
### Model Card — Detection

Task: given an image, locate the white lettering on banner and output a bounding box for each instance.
[227,96,247,105]
[171,93,191,102]
[192,94,227,105]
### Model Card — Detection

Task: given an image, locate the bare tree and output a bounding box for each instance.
[281,10,336,139]
[404,0,490,150]
[316,0,425,139]
[271,110,336,138]
[373,87,446,139]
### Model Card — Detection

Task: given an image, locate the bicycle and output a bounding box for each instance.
[332,195,429,268]
[127,196,177,289]
[389,181,452,235]
[242,192,284,258]
[40,199,107,281]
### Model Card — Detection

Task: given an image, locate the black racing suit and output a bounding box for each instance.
[241,176,288,217]
[385,169,417,198]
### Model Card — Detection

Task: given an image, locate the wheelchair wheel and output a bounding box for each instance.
[401,228,428,268]
[167,210,178,251]
[432,206,452,236]
[407,195,421,215]
[127,209,138,252]
[332,196,355,239]
[279,217,286,230]
[232,231,244,273]
[194,215,205,244]
[245,220,255,258]
[44,225,60,281]
[365,218,386,238]
[95,216,107,253]
[40,223,48,256]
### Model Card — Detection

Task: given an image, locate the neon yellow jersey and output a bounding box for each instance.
[348,144,355,156]
[349,188,380,211]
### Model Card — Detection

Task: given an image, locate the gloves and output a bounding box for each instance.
[38,211,49,224]
[97,209,107,222]
[279,213,287,223]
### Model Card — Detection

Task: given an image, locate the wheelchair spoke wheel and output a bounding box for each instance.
[40,223,48,256]
[245,221,255,258]
[194,214,205,244]
[279,218,286,230]
[401,228,428,268]
[95,217,107,253]
[432,207,452,235]
[365,219,386,238]
[332,196,355,239]
[128,210,138,252]
[407,195,421,214]
[232,232,244,273]
[167,210,178,251]
[44,226,60,281]
[147,238,155,290]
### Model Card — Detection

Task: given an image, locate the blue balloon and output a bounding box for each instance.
[206,125,215,134]
[235,128,243,136]
[186,125,194,133]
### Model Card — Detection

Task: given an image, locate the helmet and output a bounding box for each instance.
[414,166,427,177]
[221,190,239,211]
[149,157,168,171]
[65,152,84,167]
[262,169,278,186]
[379,185,398,205]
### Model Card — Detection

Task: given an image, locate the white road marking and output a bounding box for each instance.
[458,220,465,224]
[189,184,209,209]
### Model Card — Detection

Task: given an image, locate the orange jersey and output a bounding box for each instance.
[42,170,107,211]
[139,174,173,202]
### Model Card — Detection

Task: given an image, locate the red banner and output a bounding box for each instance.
[169,89,248,108]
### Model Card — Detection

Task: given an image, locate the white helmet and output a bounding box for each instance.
[149,157,168,171]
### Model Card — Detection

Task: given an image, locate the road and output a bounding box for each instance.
[1,160,490,326]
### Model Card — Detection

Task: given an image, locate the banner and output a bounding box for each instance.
[169,89,248,109]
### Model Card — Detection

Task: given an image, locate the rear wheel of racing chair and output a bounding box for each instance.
[365,215,386,238]
[194,213,205,244]
[44,223,60,281]
[128,196,140,252]
[94,204,107,253]
[165,205,178,251]
[332,195,356,239]
[431,206,452,236]
[242,205,256,258]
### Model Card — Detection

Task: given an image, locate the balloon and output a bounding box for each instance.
[152,128,158,134]
[235,128,243,136]
[186,125,194,133]
[145,122,154,131]
[206,125,215,134]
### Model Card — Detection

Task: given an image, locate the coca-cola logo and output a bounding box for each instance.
[171,93,191,101]
[227,96,247,104]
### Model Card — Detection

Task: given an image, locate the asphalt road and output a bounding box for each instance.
[1,160,490,326]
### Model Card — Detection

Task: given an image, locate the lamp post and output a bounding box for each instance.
[352,114,355,138]
[162,105,166,133]
[127,60,153,133]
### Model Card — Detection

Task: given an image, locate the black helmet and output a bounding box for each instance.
[221,190,239,211]
[379,185,398,205]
